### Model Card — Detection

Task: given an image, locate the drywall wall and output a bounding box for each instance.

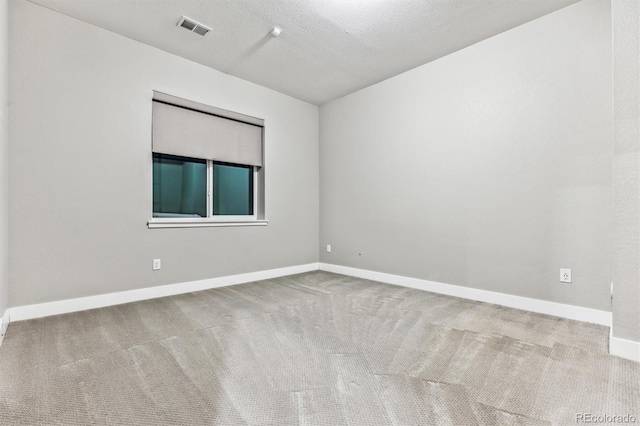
[0,0,8,332]
[612,0,640,342]
[320,0,612,311]
[9,0,319,306]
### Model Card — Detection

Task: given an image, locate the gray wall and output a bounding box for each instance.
[612,0,640,342]
[9,0,319,307]
[320,0,612,311]
[0,0,7,319]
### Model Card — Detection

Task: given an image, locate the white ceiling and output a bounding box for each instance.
[26,0,580,105]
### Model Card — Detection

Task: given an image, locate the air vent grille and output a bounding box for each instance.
[177,16,211,37]
[193,25,210,36]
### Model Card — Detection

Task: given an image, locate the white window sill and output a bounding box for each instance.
[148,218,268,229]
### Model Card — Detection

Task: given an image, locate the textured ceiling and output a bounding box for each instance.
[26,0,580,105]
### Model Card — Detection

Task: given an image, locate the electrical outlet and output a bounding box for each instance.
[153,259,161,271]
[560,268,571,283]
[326,244,332,253]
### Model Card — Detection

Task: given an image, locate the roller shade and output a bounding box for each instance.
[152,100,263,167]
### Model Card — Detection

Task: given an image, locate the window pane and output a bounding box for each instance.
[153,154,207,217]
[212,163,253,215]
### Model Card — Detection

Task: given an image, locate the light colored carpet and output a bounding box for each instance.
[0,271,638,425]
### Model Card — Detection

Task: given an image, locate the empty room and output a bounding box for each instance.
[0,0,639,424]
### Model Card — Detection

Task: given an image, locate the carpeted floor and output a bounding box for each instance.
[0,271,638,425]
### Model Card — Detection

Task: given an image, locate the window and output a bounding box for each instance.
[152,154,256,219]
[153,154,207,218]
[148,92,266,228]
[212,162,254,216]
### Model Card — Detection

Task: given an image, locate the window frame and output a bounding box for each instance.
[148,92,267,229]
[148,154,266,229]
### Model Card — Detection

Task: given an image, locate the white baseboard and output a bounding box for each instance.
[319,263,612,327]
[0,308,9,346]
[9,263,319,322]
[6,261,617,341]
[610,330,640,362]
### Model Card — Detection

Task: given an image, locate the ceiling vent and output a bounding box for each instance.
[177,16,211,37]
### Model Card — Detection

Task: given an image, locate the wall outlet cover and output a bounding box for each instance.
[560,268,571,283]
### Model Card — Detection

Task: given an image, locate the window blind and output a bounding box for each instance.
[152,94,264,167]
